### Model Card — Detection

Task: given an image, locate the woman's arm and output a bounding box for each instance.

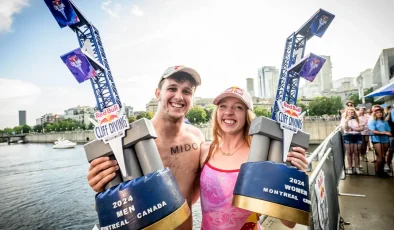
[191,142,212,205]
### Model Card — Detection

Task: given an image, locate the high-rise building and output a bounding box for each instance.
[19,110,26,126]
[246,78,255,97]
[256,66,279,99]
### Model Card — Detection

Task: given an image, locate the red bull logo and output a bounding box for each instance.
[99,114,119,125]
[283,101,301,114]
[95,104,119,120]
[276,100,304,132]
[68,55,78,63]
[224,86,244,96]
[321,15,329,22]
[52,0,61,6]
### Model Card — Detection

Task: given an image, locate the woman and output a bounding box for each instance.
[368,105,392,177]
[357,106,370,163]
[340,107,363,174]
[198,86,308,229]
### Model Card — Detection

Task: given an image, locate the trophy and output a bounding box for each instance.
[58,48,190,229]
[84,106,190,229]
[232,55,328,226]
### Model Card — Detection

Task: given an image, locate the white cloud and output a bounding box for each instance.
[0,0,29,33]
[131,5,144,16]
[0,78,41,100]
[101,0,121,19]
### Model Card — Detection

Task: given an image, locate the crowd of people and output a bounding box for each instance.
[340,100,393,177]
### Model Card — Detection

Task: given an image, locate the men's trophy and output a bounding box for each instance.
[59,49,190,229]
[45,0,191,228]
[232,34,329,226]
[84,105,190,230]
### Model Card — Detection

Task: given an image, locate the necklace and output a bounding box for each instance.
[220,142,246,156]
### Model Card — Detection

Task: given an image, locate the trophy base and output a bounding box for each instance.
[143,200,190,230]
[233,195,310,226]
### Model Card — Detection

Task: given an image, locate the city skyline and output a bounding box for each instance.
[1,0,394,129]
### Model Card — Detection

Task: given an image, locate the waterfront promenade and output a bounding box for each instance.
[20,120,339,144]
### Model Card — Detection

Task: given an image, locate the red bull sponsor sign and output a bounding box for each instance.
[93,104,129,143]
[276,100,306,162]
[91,104,129,177]
[276,100,304,132]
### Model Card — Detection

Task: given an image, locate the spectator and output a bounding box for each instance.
[358,106,371,163]
[368,105,392,177]
[341,107,364,174]
[385,105,394,172]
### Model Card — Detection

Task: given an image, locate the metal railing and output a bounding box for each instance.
[260,125,351,229]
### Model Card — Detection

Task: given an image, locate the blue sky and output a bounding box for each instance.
[1,0,394,129]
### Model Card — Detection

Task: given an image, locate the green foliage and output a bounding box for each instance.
[128,116,137,123]
[253,106,271,118]
[13,126,23,134]
[3,128,13,134]
[186,106,207,124]
[296,100,308,114]
[348,88,375,106]
[22,124,31,133]
[32,125,41,132]
[134,112,154,120]
[204,104,216,121]
[308,96,343,116]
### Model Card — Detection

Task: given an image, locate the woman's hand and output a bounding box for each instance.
[87,157,119,192]
[287,147,308,171]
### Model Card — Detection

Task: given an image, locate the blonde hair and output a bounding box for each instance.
[345,107,360,123]
[372,105,384,121]
[202,106,256,166]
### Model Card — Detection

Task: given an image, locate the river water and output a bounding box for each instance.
[0,143,202,230]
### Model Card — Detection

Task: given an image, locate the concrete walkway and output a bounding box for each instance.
[338,176,394,230]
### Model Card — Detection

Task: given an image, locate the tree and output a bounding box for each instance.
[22,124,31,133]
[13,126,23,134]
[45,124,54,132]
[128,116,137,123]
[186,106,207,124]
[296,100,308,114]
[88,122,94,130]
[348,88,375,106]
[204,104,216,121]
[308,96,343,116]
[253,106,271,118]
[136,112,154,120]
[33,125,42,133]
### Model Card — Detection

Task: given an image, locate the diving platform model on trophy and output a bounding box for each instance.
[44,1,190,229]
[232,9,335,226]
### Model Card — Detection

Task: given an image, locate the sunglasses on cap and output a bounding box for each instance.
[346,103,353,106]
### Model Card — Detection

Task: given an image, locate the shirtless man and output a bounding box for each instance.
[87,65,205,229]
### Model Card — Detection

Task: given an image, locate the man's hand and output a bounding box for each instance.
[87,157,119,192]
[286,147,308,171]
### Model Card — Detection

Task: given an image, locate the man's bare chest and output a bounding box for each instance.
[155,137,201,173]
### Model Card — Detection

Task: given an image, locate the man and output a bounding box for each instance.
[87,65,205,229]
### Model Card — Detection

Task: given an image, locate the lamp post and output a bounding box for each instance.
[357,75,365,104]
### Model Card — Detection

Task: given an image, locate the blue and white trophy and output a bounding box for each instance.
[233,102,311,226]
